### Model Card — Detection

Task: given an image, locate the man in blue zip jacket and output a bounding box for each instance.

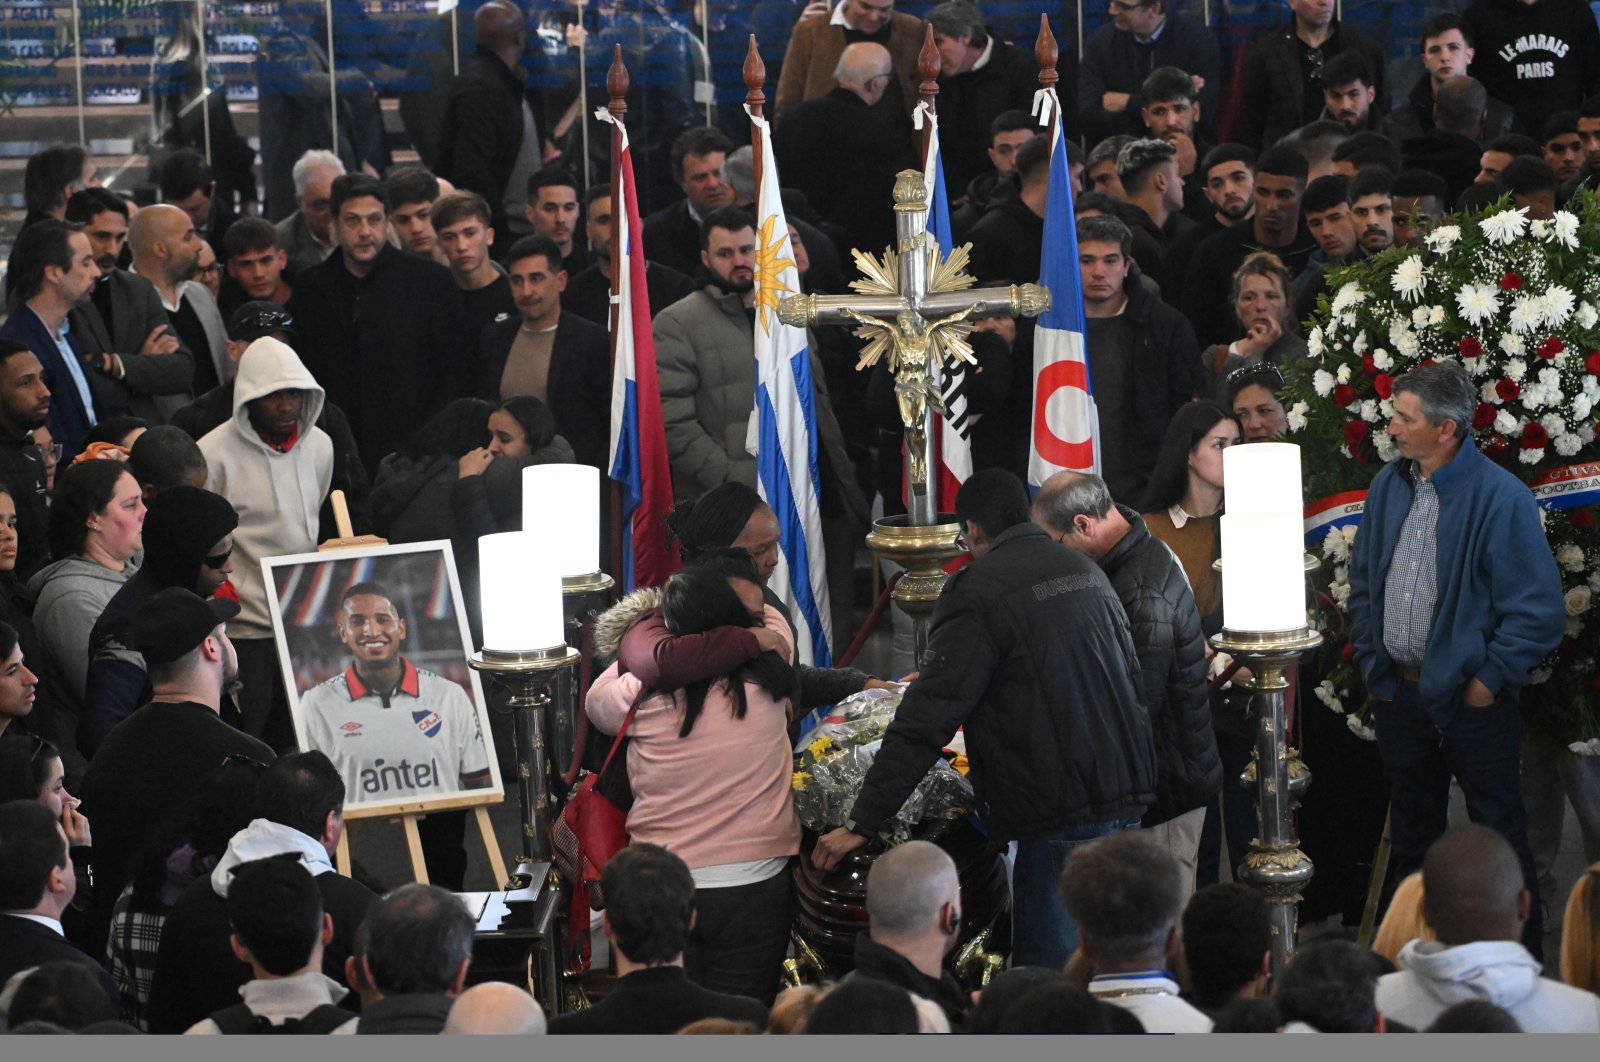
[1348,360,1563,956]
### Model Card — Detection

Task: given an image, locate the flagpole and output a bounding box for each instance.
[607,45,627,587]
[1036,14,1060,144]
[912,26,942,525]
[744,35,766,182]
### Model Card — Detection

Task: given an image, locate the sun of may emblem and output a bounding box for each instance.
[754,214,795,333]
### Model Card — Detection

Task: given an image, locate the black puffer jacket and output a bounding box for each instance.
[1097,506,1221,827]
[850,523,1155,840]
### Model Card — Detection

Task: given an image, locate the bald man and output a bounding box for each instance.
[130,204,228,396]
[1376,825,1600,1032]
[772,41,912,252]
[850,840,969,1029]
[443,982,547,1035]
[436,0,545,252]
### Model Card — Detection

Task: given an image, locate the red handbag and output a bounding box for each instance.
[551,699,639,968]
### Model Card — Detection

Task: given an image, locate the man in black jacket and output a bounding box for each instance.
[478,235,610,470]
[926,1,1041,196]
[549,845,768,1034]
[967,134,1050,285]
[1035,472,1220,899]
[849,840,970,1029]
[146,752,376,1033]
[641,127,737,280]
[0,339,52,580]
[434,0,542,253]
[814,469,1155,970]
[1240,0,1387,150]
[286,175,469,474]
[1078,0,1218,146]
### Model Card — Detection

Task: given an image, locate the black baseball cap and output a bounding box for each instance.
[134,586,240,666]
[226,301,295,344]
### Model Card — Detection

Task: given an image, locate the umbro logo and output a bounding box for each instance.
[341,722,363,737]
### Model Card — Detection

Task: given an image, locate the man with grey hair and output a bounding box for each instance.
[276,150,346,271]
[848,839,969,1029]
[1075,214,1204,502]
[1348,360,1563,959]
[339,883,475,1034]
[1034,471,1217,898]
[1060,831,1213,1031]
[773,41,910,253]
[1116,137,1192,290]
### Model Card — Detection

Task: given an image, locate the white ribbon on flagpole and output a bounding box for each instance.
[1031,87,1061,130]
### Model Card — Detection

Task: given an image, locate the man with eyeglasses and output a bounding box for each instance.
[773,42,911,254]
[80,486,239,759]
[1241,0,1386,151]
[1080,0,1219,146]
[923,1,1042,196]
[274,150,345,272]
[775,0,922,122]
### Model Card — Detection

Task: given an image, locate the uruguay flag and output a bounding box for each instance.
[606,119,677,590]
[1027,94,1100,488]
[921,107,973,513]
[747,109,833,668]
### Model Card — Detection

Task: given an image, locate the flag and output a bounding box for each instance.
[921,106,972,513]
[605,116,677,590]
[1027,93,1100,488]
[747,109,833,668]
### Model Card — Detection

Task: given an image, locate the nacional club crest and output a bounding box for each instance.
[412,710,443,738]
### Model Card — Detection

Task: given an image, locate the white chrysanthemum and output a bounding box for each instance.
[1456,284,1500,326]
[1482,380,1504,404]
[1331,580,1351,605]
[1556,432,1584,457]
[1314,680,1344,714]
[1508,294,1543,334]
[1552,211,1581,249]
[1393,256,1427,302]
[1341,313,1357,330]
[1336,363,1352,385]
[1312,369,1335,397]
[1411,305,1432,329]
[1521,448,1546,464]
[1542,285,1576,328]
[1334,563,1350,584]
[1578,302,1598,329]
[1574,394,1594,421]
[1505,358,1528,382]
[1380,398,1395,418]
[1331,282,1366,316]
[1494,409,1521,435]
[1542,413,1568,436]
[1539,366,1562,389]
[1522,384,1548,411]
[1430,305,1446,325]
[1425,224,1461,253]
[1360,399,1380,423]
[1558,543,1587,572]
[1286,401,1309,433]
[1353,330,1368,352]
[1372,348,1394,371]
[1323,525,1351,562]
[1479,206,1529,245]
[1567,585,1594,615]
[1500,333,1526,357]
[1373,430,1398,462]
[1307,326,1325,360]
[1347,715,1377,741]
[1531,218,1550,239]
[1396,331,1420,357]
[1586,375,1600,398]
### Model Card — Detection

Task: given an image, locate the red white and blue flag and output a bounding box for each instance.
[920,105,972,513]
[1027,90,1100,488]
[603,115,677,590]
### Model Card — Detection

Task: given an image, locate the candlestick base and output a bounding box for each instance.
[865,514,962,664]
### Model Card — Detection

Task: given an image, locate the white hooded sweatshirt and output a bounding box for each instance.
[199,337,332,639]
[210,818,337,899]
[1377,938,1600,1032]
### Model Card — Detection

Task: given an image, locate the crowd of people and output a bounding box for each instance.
[0,0,1598,1037]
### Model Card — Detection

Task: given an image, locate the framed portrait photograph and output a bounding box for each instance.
[263,541,503,819]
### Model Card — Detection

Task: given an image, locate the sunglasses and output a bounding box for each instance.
[25,731,51,763]
[202,549,233,570]
[1226,362,1286,390]
[221,752,269,770]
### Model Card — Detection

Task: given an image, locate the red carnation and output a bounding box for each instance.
[1459,337,1484,358]
[1419,359,1437,368]
[1343,419,1368,447]
[1539,337,1565,359]
[1350,445,1370,465]
[1374,373,1394,399]
[1587,350,1600,375]
[1496,378,1520,402]
[1333,383,1357,406]
[1473,403,1497,430]
[1500,271,1523,291]
[1573,507,1596,530]
[1485,434,1510,463]
[1522,423,1550,448]
[1340,642,1356,664]
[1361,353,1378,378]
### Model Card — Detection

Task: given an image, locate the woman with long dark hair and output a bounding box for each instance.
[1139,401,1249,890]
[588,555,799,1005]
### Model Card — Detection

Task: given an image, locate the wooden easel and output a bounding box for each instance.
[317,490,511,889]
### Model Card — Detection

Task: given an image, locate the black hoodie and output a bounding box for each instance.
[1463,0,1600,136]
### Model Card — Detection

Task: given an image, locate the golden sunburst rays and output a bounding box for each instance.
[848,247,899,296]
[754,214,797,332]
[931,323,977,367]
[847,240,977,298]
[929,242,978,293]
[851,324,893,370]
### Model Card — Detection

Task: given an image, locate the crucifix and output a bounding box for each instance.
[777,169,1051,526]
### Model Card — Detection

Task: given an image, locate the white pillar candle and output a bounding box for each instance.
[1220,513,1308,631]
[478,532,565,651]
[523,464,601,578]
[1221,442,1303,516]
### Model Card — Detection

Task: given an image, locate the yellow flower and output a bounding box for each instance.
[791,771,812,792]
[807,736,833,759]
[949,754,970,776]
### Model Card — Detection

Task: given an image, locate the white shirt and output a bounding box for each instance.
[1089,972,1215,1033]
[2,912,64,935]
[299,658,491,805]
